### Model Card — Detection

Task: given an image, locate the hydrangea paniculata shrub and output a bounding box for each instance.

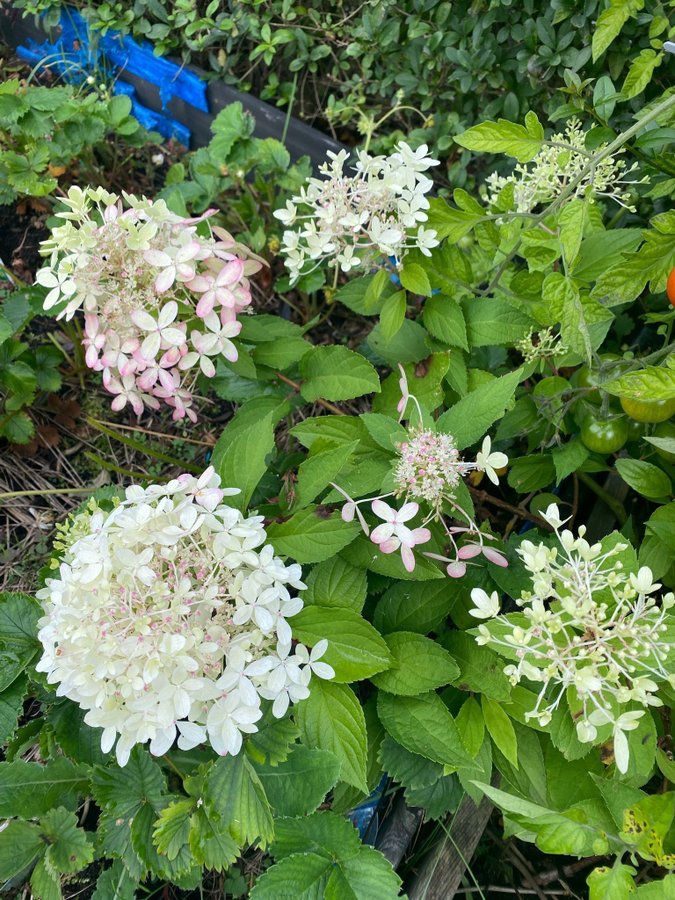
[36,468,334,766]
[36,187,265,422]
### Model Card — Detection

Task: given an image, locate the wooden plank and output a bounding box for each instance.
[407,792,493,899]
[375,796,424,869]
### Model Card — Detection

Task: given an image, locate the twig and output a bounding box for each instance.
[468,486,548,528]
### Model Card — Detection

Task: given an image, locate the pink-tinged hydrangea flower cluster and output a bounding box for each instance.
[35,467,333,767]
[274,142,439,283]
[333,368,509,577]
[471,503,675,774]
[36,187,265,422]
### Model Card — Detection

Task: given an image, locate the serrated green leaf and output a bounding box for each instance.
[0,818,42,880]
[373,579,460,634]
[455,118,544,162]
[558,199,588,268]
[205,752,274,848]
[41,807,93,874]
[294,439,358,509]
[621,49,663,100]
[188,805,239,872]
[378,734,444,790]
[0,591,40,690]
[587,863,636,899]
[0,758,90,818]
[379,290,407,341]
[604,365,675,401]
[425,197,484,242]
[303,557,367,613]
[93,749,166,818]
[250,851,331,898]
[153,798,194,860]
[255,746,340,817]
[91,860,138,900]
[399,262,431,297]
[482,696,519,769]
[592,0,636,61]
[371,632,460,695]
[300,346,380,402]
[30,857,61,900]
[267,506,360,563]
[211,412,275,510]
[0,673,26,747]
[297,681,368,793]
[462,298,533,347]
[423,295,468,350]
[325,845,403,899]
[292,606,391,681]
[436,368,522,450]
[442,630,512,701]
[272,810,362,860]
[377,691,472,769]
[551,439,590,484]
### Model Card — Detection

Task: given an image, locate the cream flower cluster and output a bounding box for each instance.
[35,468,333,767]
[274,142,440,283]
[470,504,675,773]
[485,118,641,213]
[333,368,508,577]
[36,187,264,423]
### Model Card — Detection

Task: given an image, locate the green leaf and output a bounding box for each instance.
[423,295,468,350]
[250,851,332,897]
[93,749,166,817]
[325,846,403,899]
[621,49,663,100]
[373,580,460,634]
[29,857,60,900]
[544,273,595,364]
[297,681,368,793]
[205,753,274,848]
[131,802,199,883]
[572,229,642,283]
[188,805,239,872]
[559,199,588,269]
[360,413,408,452]
[0,674,26,747]
[481,696,519,769]
[272,809,362,860]
[363,268,391,312]
[41,807,93,874]
[615,459,671,500]
[371,632,460,695]
[346,534,444,581]
[267,506,360,563]
[436,369,522,450]
[593,75,617,120]
[294,440,359,509]
[462,298,533,346]
[592,211,675,304]
[377,691,472,769]
[456,697,485,758]
[300,347,380,402]
[245,708,299,767]
[399,262,431,297]
[379,290,407,341]
[425,197,484,242]
[0,591,40,691]
[211,412,275,510]
[303,557,367,613]
[367,319,429,366]
[91,860,138,900]
[153,798,194,860]
[592,0,635,61]
[588,863,636,900]
[379,734,444,789]
[255,746,340,817]
[442,630,512,701]
[551,439,590,484]
[0,818,42,880]
[455,117,544,162]
[508,454,555,492]
[0,758,90,818]
[604,366,675,401]
[292,606,391,682]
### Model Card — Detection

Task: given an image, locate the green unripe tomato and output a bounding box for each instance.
[619,396,675,423]
[580,416,629,454]
[571,354,622,405]
[651,421,675,463]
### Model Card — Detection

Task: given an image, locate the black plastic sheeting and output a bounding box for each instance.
[0,6,347,169]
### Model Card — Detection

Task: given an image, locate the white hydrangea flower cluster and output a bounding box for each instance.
[485,118,642,213]
[274,142,440,283]
[470,503,675,773]
[36,187,265,423]
[35,468,334,767]
[333,367,509,578]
